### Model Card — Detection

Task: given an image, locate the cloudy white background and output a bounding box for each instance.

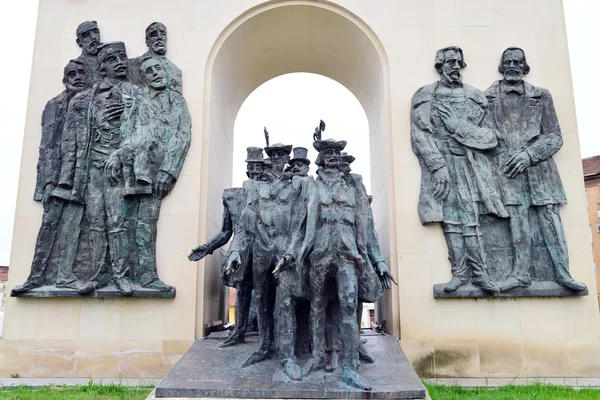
[0,1,598,266]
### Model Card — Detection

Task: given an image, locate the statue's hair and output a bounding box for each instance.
[315,151,325,167]
[434,46,466,73]
[498,47,530,75]
[145,22,166,38]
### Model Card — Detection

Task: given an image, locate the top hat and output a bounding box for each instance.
[313,138,347,153]
[340,152,355,164]
[97,41,127,64]
[76,21,98,36]
[265,143,293,157]
[245,147,265,163]
[289,147,311,165]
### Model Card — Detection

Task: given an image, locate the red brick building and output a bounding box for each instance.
[583,156,600,306]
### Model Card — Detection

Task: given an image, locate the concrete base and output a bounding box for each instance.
[146,390,432,400]
[433,281,588,298]
[10,284,176,298]
[155,333,426,399]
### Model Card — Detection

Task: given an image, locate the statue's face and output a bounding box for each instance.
[77,28,101,55]
[290,160,309,176]
[246,162,263,181]
[502,49,525,84]
[441,49,462,83]
[101,50,128,79]
[146,24,167,55]
[322,148,340,168]
[64,64,87,93]
[270,150,290,172]
[338,161,351,174]
[141,58,167,89]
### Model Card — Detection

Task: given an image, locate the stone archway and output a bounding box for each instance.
[197,0,398,338]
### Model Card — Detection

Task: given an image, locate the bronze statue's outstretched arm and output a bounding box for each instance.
[188,200,233,261]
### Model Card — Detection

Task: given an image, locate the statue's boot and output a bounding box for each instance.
[301,355,325,377]
[142,278,173,292]
[219,330,245,348]
[443,231,468,292]
[283,358,302,381]
[89,229,109,288]
[326,351,339,372]
[242,349,269,367]
[358,342,375,363]
[108,231,133,296]
[464,236,499,294]
[443,276,467,292]
[76,281,95,295]
[561,279,587,291]
[342,367,372,391]
[115,278,133,296]
[11,281,41,295]
[498,276,530,292]
[476,279,500,293]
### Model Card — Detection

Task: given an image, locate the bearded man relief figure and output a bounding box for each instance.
[411,46,587,298]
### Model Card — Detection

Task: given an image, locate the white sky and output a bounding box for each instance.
[232,73,369,188]
[0,1,598,266]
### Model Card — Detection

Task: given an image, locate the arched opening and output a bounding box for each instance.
[197,1,397,338]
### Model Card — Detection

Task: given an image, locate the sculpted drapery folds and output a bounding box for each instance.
[55,41,155,296]
[13,22,190,298]
[132,56,191,292]
[412,46,587,298]
[411,46,505,294]
[483,47,585,293]
[11,60,93,296]
[274,139,390,390]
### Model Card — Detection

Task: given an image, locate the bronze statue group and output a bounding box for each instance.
[189,123,395,390]
[12,21,190,297]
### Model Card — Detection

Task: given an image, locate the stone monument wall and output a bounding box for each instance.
[1,0,599,378]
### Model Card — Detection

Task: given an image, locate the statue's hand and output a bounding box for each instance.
[273,254,293,279]
[155,171,176,199]
[226,251,242,273]
[42,183,56,208]
[104,150,123,185]
[280,171,294,181]
[188,244,210,261]
[504,151,531,178]
[97,102,125,126]
[432,166,450,201]
[437,104,461,133]
[374,261,397,290]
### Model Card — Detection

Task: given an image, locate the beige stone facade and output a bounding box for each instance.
[2,0,599,378]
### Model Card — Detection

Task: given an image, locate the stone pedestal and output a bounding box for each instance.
[155,333,426,399]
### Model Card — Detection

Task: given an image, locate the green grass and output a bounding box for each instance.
[425,382,600,400]
[0,383,154,400]
[2,381,599,400]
